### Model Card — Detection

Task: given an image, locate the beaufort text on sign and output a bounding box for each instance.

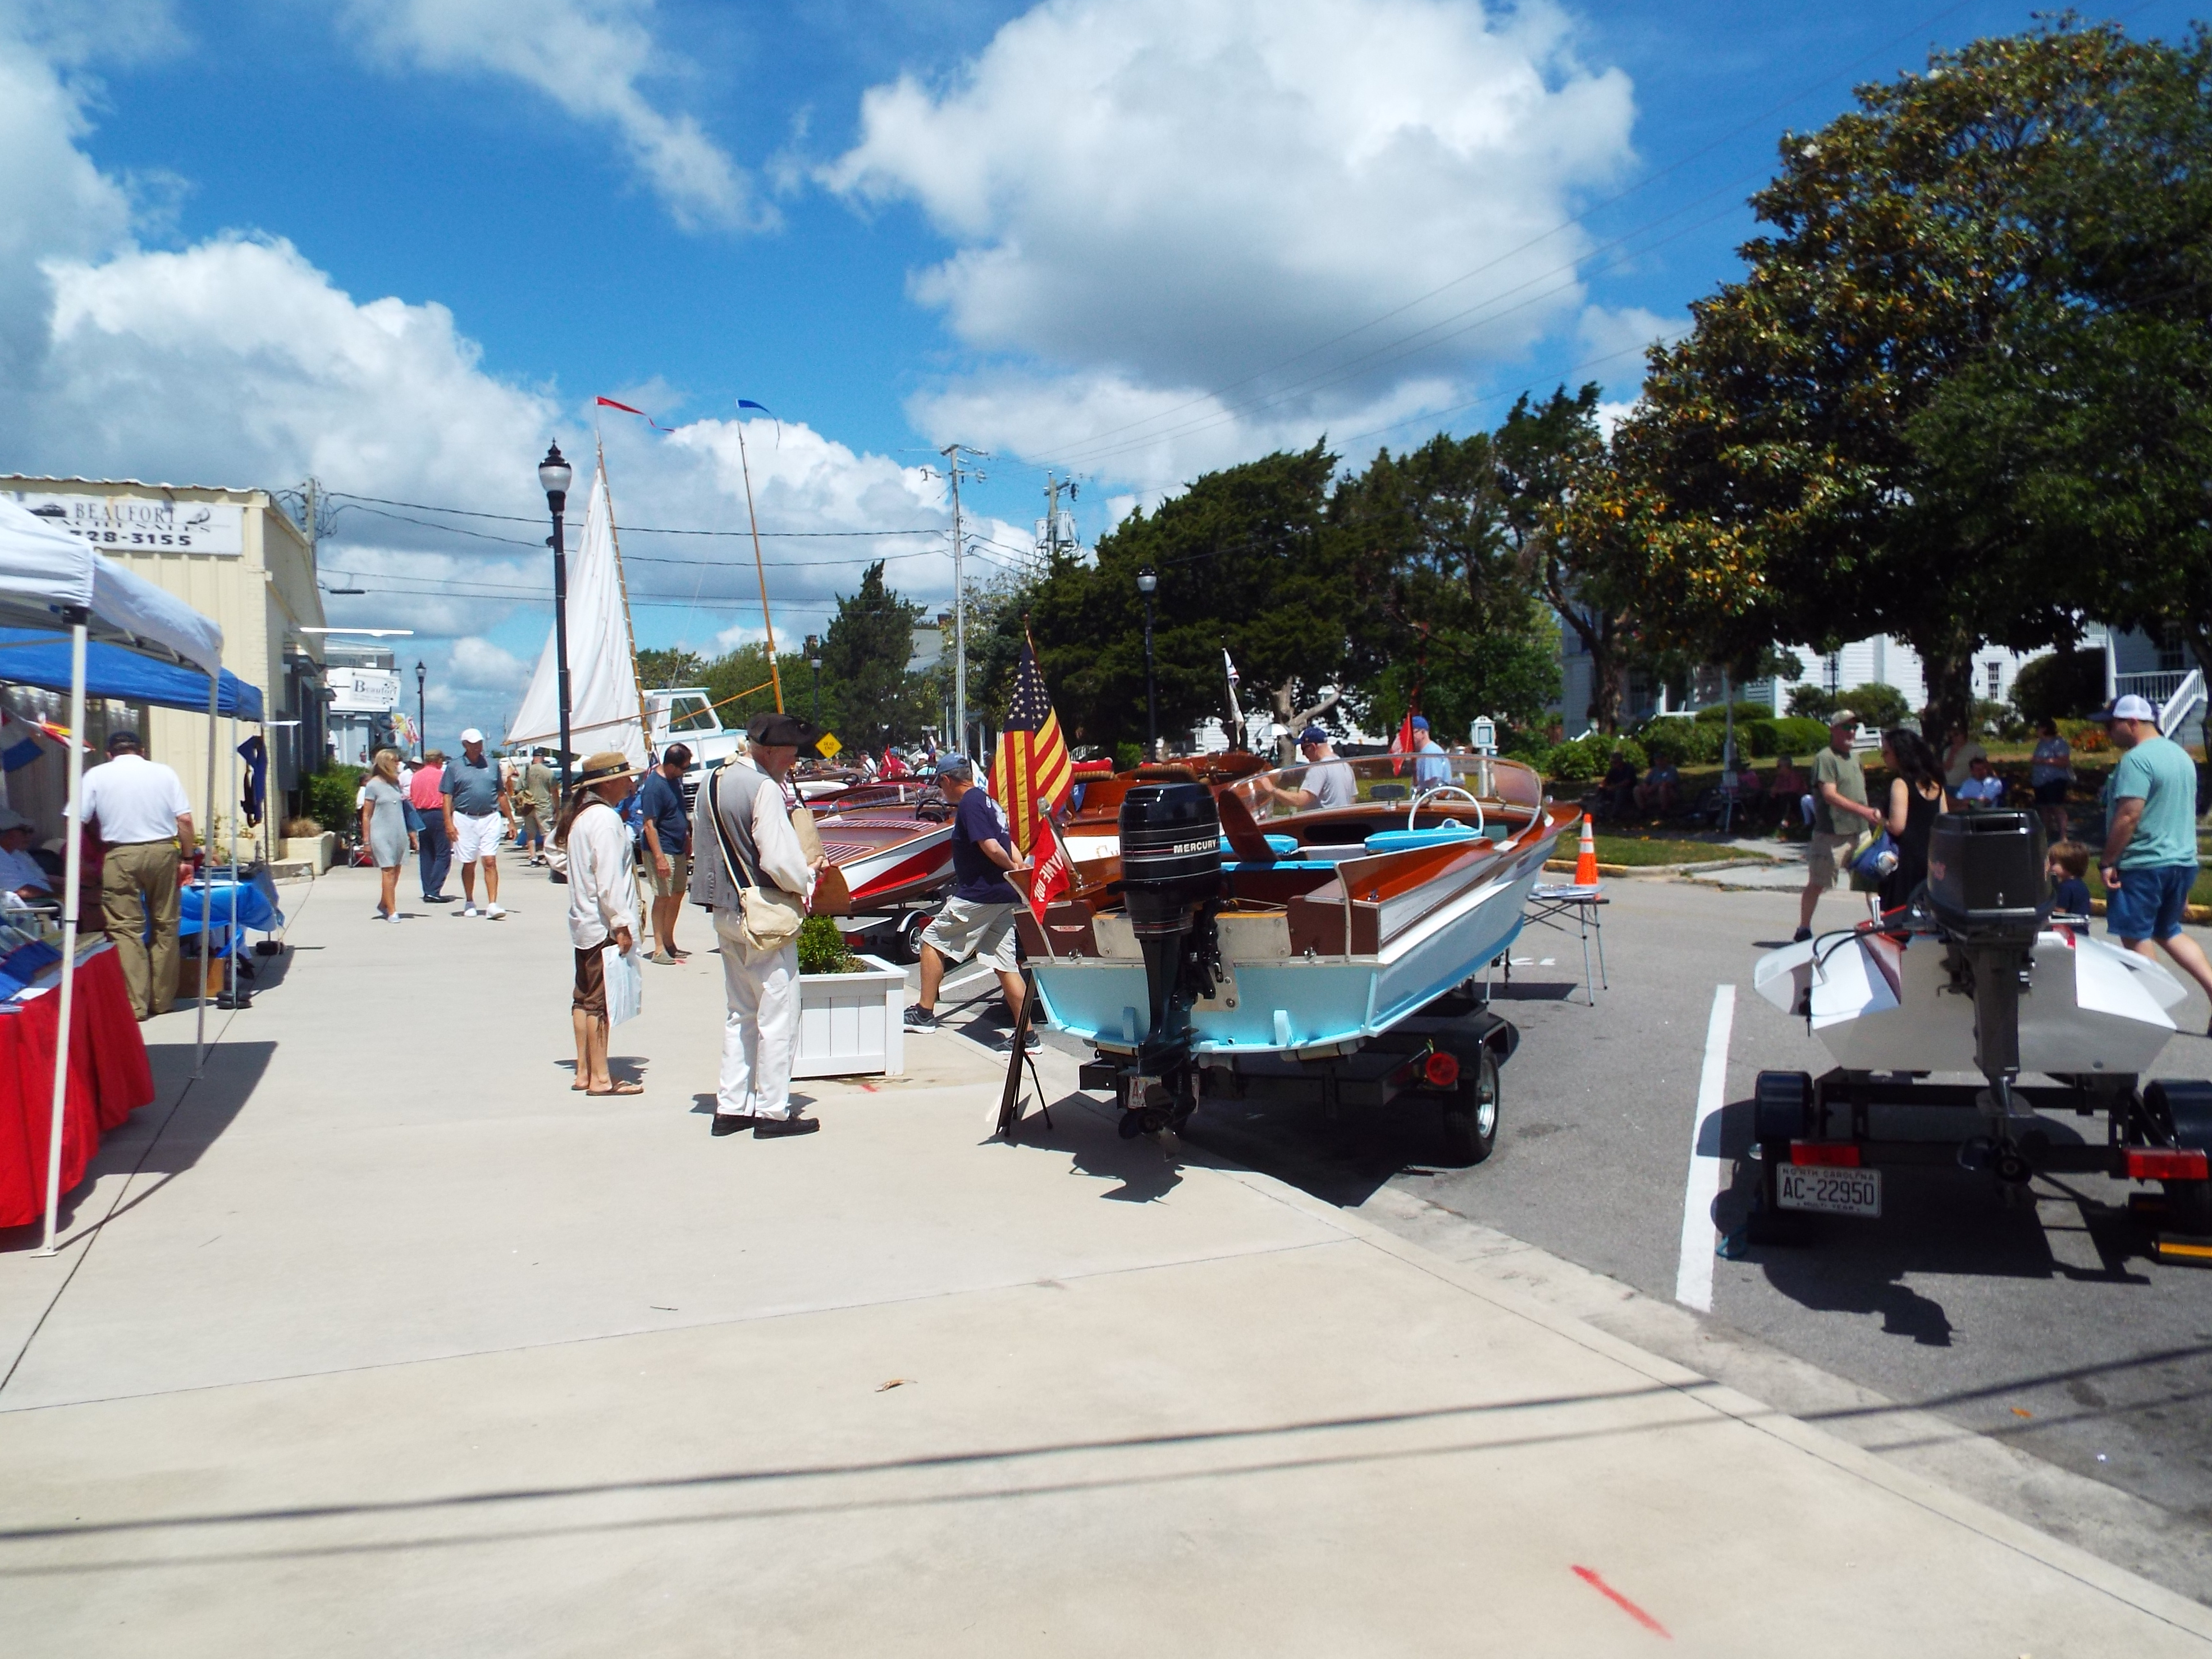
[5,491,246,556]
[327,667,401,713]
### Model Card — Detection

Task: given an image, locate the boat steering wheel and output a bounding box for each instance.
[1407,785,1484,837]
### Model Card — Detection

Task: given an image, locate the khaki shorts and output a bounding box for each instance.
[645,848,689,897]
[922,896,1019,973]
[1805,830,1857,890]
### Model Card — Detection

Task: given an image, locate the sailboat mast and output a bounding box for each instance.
[595,435,652,757]
[734,422,785,713]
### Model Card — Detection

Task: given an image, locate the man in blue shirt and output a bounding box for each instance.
[1409,715,1452,791]
[442,729,513,919]
[2099,694,2212,1024]
[638,742,692,964]
[903,754,1034,1053]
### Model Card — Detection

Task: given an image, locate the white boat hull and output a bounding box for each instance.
[1753,928,2186,1077]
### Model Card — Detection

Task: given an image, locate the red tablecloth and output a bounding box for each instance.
[0,949,155,1227]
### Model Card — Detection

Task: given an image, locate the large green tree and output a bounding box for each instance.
[1028,445,1362,748]
[1330,427,1560,734]
[1599,22,2188,739]
[818,560,935,751]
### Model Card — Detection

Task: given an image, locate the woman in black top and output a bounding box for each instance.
[1878,728,1948,916]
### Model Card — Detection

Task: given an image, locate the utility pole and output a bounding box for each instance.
[1039,472,1061,568]
[940,443,986,753]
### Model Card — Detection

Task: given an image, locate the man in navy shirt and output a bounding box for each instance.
[638,742,692,964]
[903,754,1034,1052]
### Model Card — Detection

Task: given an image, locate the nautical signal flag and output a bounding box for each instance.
[1025,811,1071,922]
[991,640,1073,854]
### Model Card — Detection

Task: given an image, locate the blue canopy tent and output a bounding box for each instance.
[0,498,239,1256]
[0,628,264,720]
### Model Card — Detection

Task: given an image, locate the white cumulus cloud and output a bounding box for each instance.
[340,0,760,230]
[830,0,1635,490]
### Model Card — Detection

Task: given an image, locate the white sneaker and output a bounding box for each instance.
[461,904,479,917]
[485,903,506,920]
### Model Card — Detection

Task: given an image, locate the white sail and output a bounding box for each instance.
[506,462,645,767]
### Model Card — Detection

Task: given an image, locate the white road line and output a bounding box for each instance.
[1674,983,1738,1313]
[940,966,997,998]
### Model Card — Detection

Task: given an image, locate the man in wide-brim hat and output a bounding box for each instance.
[689,710,826,1137]
[561,749,644,1094]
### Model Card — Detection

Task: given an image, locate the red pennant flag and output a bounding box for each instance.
[1026,810,1070,921]
[1391,707,1418,775]
[595,396,673,432]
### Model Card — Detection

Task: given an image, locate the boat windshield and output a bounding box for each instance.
[660,691,721,734]
[1222,752,1540,824]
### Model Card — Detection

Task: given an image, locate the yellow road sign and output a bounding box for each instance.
[816,731,843,758]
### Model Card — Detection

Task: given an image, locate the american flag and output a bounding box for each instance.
[991,639,1073,854]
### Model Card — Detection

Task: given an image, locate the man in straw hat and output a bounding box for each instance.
[690,710,826,1138]
[562,750,644,1095]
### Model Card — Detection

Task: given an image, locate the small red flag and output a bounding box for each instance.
[1391,708,1418,775]
[595,396,673,432]
[1026,811,1070,921]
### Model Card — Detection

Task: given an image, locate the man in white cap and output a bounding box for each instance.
[1796,709,1886,941]
[2097,693,2212,1023]
[442,729,514,919]
[690,711,826,1137]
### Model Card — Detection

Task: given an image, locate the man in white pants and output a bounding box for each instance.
[443,728,514,919]
[690,711,823,1138]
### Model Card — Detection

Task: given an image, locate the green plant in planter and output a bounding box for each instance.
[797,914,863,975]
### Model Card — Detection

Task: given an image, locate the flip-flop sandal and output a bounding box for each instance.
[587,1082,645,1096]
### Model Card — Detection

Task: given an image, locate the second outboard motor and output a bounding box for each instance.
[1117,782,1225,1133]
[1927,809,2050,1120]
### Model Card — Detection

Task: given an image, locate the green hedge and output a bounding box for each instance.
[1693,701,1770,724]
[302,764,363,834]
[1540,732,1646,782]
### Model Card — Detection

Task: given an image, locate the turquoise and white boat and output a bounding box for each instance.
[1017,753,1580,1060]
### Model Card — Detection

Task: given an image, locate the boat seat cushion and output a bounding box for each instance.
[1217,832,1300,857]
[1365,824,1483,854]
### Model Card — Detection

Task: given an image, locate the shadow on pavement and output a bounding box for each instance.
[0,1040,274,1254]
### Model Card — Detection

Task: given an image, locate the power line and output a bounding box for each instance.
[326,491,947,538]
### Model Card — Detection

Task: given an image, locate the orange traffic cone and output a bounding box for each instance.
[1573,814,1599,886]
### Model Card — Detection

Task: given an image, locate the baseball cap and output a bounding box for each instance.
[105,730,141,753]
[1827,709,1858,727]
[1409,715,1430,731]
[2095,694,2157,722]
[936,752,975,781]
[459,727,485,745]
[1298,725,1330,745]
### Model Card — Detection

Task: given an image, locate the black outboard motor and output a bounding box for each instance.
[1927,809,2051,1120]
[1116,782,1225,1134]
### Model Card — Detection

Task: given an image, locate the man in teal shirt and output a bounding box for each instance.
[2099,694,2212,1024]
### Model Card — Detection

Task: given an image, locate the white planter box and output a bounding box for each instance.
[282,832,336,873]
[793,953,906,1079]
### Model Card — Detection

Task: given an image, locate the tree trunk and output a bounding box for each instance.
[1914,631,1979,746]
[1560,606,1625,735]
[1269,679,1340,764]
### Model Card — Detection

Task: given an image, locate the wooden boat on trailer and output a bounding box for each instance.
[1017,752,1580,1157]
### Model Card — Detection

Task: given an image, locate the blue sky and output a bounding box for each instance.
[0,0,2197,742]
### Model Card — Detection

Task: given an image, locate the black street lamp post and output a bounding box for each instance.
[1136,565,1159,756]
[414,661,426,756]
[805,634,822,730]
[538,442,575,802]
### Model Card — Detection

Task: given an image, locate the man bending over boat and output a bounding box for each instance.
[903,754,1035,1054]
[1255,725,1357,812]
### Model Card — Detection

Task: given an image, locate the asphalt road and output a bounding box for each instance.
[983,876,2212,1543]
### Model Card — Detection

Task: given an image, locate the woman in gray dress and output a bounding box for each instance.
[359,748,416,922]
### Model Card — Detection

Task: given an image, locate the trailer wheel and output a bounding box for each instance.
[1440,1049,1499,1166]
[889,910,931,965]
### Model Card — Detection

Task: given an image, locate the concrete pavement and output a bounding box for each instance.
[1,857,2208,1654]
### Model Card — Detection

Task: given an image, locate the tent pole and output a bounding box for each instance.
[193,671,216,1074]
[33,615,90,1258]
[227,715,239,1002]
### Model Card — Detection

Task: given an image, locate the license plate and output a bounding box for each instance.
[1777,1165,1882,1217]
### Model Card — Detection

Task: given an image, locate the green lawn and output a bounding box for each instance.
[1588,836,1758,866]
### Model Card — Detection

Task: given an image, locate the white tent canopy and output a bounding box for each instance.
[0,494,230,1257]
[0,497,224,674]
[506,464,645,769]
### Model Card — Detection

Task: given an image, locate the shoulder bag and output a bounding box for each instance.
[710,766,805,952]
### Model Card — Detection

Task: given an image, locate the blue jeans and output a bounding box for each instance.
[2106,862,2195,942]
[415,809,452,899]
